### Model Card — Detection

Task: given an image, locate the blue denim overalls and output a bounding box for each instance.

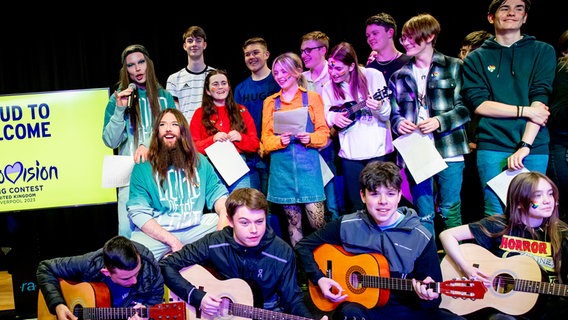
[267,91,325,204]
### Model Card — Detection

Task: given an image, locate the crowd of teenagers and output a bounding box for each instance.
[37,0,568,319]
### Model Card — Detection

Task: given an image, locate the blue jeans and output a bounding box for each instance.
[477,150,548,216]
[406,161,465,236]
[435,161,465,229]
[406,166,435,236]
[319,141,339,221]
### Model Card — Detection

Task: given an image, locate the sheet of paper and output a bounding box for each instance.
[392,131,448,184]
[205,141,250,186]
[273,108,308,134]
[319,154,334,186]
[102,155,135,188]
[487,168,530,205]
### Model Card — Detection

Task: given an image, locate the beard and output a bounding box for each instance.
[156,138,188,170]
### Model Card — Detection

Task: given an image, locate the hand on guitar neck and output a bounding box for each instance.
[329,86,389,132]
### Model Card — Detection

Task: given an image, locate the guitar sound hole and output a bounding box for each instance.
[492,273,515,294]
[350,272,361,289]
[346,267,366,294]
[73,305,84,320]
[219,297,232,317]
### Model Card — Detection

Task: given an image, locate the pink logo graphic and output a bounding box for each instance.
[5,162,23,184]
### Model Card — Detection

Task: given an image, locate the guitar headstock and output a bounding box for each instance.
[440,279,487,300]
[372,86,390,101]
[149,301,187,320]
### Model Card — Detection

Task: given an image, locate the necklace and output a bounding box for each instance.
[375,52,401,66]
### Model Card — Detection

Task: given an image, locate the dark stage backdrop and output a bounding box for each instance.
[0,3,563,314]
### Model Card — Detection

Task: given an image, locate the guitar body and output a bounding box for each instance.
[308,244,390,312]
[169,264,314,320]
[37,279,185,320]
[38,280,110,320]
[440,243,540,316]
[329,101,360,132]
[169,264,254,320]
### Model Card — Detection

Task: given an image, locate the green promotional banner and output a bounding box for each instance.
[0,88,117,212]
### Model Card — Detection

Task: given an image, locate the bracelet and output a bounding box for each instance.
[516,105,520,118]
[517,141,532,150]
[520,106,524,117]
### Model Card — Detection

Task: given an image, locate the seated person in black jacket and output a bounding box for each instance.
[36,235,164,320]
[159,187,328,319]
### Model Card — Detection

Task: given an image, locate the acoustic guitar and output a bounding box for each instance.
[168,264,315,320]
[440,243,568,315]
[309,243,486,312]
[37,279,186,320]
[328,86,389,132]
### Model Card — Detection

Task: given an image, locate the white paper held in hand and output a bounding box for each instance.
[204,141,250,186]
[392,131,447,184]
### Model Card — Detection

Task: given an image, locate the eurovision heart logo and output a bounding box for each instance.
[5,162,23,184]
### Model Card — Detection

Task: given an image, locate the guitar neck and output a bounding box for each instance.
[515,279,568,296]
[79,307,148,319]
[359,275,438,293]
[229,301,314,320]
[344,100,367,116]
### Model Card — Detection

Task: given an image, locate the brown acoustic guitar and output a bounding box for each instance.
[440,242,568,315]
[309,243,487,312]
[37,279,186,320]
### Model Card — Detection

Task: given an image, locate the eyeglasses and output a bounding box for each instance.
[399,36,416,45]
[300,46,324,55]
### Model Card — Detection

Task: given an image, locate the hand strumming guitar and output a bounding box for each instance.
[331,111,354,129]
[317,277,348,304]
[200,292,223,317]
[55,304,77,320]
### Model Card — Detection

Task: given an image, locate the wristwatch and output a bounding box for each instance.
[517,141,532,150]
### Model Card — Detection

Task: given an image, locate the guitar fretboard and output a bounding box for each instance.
[78,307,148,319]
[358,275,438,292]
[227,300,314,320]
[514,279,568,296]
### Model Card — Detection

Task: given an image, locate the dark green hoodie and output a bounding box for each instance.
[461,34,555,154]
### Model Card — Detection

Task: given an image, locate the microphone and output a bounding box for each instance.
[126,83,137,108]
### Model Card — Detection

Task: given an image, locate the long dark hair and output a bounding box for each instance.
[200,69,247,135]
[148,108,199,187]
[481,172,568,281]
[327,42,368,102]
[117,44,163,146]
